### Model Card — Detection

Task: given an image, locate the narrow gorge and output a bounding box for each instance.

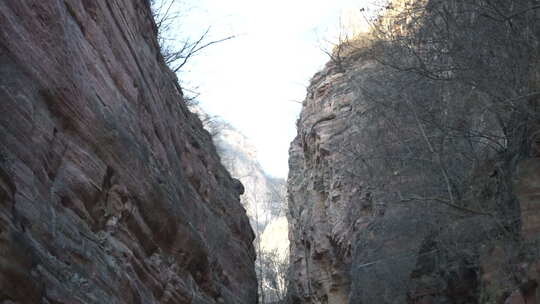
[1,1,540,304]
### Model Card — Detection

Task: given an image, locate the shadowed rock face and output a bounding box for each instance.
[0,1,257,303]
[287,23,540,304]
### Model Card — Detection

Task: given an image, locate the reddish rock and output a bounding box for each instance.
[0,1,257,303]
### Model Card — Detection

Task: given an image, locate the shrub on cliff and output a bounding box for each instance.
[150,0,234,73]
[324,0,540,302]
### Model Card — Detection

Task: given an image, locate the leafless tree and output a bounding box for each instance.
[149,0,235,107]
[258,249,289,303]
[150,0,235,73]
[322,0,540,302]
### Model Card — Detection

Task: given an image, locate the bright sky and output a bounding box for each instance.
[171,0,383,178]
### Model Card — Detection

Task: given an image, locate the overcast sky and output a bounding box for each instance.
[170,0,383,178]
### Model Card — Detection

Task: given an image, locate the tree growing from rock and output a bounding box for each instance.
[318,0,540,302]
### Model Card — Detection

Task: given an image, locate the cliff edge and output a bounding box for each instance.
[0,1,257,303]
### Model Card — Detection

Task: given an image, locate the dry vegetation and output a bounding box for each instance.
[316,0,540,302]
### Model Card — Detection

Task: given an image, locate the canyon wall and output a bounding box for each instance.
[287,52,540,304]
[287,1,540,303]
[287,60,365,304]
[286,57,432,304]
[0,1,257,303]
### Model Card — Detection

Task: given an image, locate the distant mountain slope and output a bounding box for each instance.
[196,110,286,232]
[196,109,289,302]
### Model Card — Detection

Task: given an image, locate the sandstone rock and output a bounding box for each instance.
[287,6,540,302]
[0,1,256,303]
[287,60,368,304]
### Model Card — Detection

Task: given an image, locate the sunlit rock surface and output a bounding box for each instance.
[287,58,374,304]
[0,1,257,303]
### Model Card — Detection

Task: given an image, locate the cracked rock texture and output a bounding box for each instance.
[0,1,257,303]
[287,30,540,304]
[286,59,432,304]
[287,61,367,304]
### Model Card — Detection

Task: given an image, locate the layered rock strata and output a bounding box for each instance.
[0,1,256,303]
[287,19,540,304]
[286,58,435,304]
[287,61,368,304]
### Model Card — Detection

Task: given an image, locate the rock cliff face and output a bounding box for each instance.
[287,59,377,304]
[288,60,416,304]
[286,1,540,302]
[287,61,540,304]
[0,1,257,303]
